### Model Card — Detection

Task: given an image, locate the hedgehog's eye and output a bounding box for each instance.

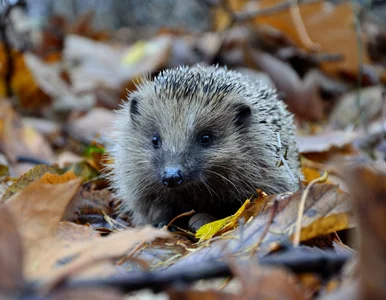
[152,134,161,149]
[198,131,213,146]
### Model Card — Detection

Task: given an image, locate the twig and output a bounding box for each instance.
[293,171,328,246]
[233,0,322,22]
[63,249,351,293]
[351,0,368,133]
[167,209,195,228]
[289,0,320,50]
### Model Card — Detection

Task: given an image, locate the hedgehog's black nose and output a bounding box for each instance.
[162,168,184,187]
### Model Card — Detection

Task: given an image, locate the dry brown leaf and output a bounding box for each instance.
[0,46,51,110]
[0,206,24,291]
[1,164,57,203]
[24,53,96,115]
[68,11,110,41]
[3,177,169,281]
[140,183,352,270]
[65,34,172,93]
[0,100,55,164]
[22,117,61,137]
[24,53,71,98]
[40,171,78,184]
[50,288,123,300]
[329,86,385,129]
[4,179,82,247]
[344,162,386,299]
[301,166,323,182]
[290,212,350,243]
[254,1,370,77]
[43,226,170,283]
[65,107,115,143]
[297,131,359,153]
[231,262,308,299]
[63,187,116,226]
[246,46,324,120]
[0,207,123,299]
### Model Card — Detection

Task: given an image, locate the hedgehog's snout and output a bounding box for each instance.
[162,167,184,188]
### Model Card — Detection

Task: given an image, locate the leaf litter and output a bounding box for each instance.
[0,0,386,298]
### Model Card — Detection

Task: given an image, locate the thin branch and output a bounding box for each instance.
[293,171,328,246]
[289,0,320,50]
[62,249,351,293]
[167,209,195,228]
[233,0,322,22]
[351,0,368,133]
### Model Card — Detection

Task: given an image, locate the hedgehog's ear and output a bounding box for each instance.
[234,104,251,129]
[130,97,140,119]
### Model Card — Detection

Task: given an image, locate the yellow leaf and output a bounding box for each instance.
[291,212,350,242]
[302,166,323,182]
[122,41,146,66]
[40,171,78,184]
[196,199,250,241]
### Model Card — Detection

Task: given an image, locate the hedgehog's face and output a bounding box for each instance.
[127,90,253,195]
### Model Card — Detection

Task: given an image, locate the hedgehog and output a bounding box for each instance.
[107,65,302,226]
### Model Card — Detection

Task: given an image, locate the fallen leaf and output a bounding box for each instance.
[196,199,251,241]
[1,164,57,203]
[0,204,123,299]
[344,162,386,299]
[3,175,169,281]
[65,107,115,143]
[22,117,61,137]
[24,53,96,115]
[297,131,359,153]
[61,161,99,182]
[4,179,82,247]
[50,288,123,300]
[291,212,350,243]
[246,46,324,120]
[40,171,78,184]
[301,166,323,182]
[0,100,55,164]
[160,183,352,270]
[44,226,170,283]
[64,34,172,93]
[329,86,385,129]
[254,1,370,77]
[0,206,24,291]
[231,262,308,299]
[63,187,116,226]
[0,46,51,110]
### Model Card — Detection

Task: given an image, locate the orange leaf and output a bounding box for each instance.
[40,171,78,184]
[254,1,369,76]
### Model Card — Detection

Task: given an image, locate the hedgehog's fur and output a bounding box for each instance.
[107,65,302,226]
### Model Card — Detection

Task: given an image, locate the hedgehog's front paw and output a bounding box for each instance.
[151,220,178,232]
[152,220,169,229]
